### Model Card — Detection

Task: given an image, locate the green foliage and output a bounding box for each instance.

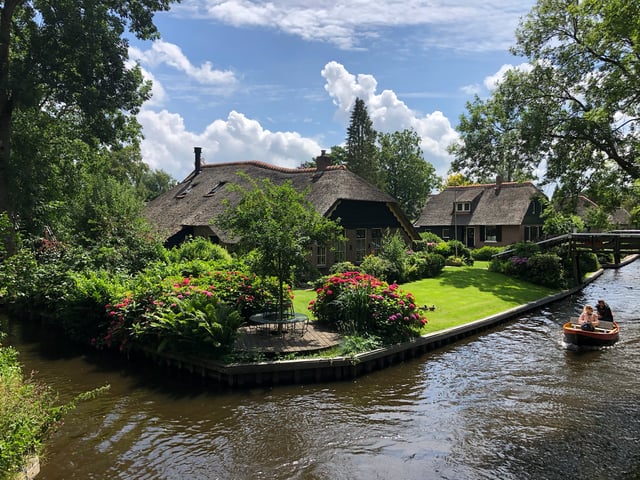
[418,231,444,244]
[378,129,440,220]
[329,261,359,274]
[512,241,541,258]
[434,240,474,265]
[1,0,177,251]
[359,255,394,282]
[526,254,566,289]
[471,245,504,261]
[542,203,585,235]
[310,271,427,342]
[578,252,600,277]
[338,334,384,356]
[583,206,612,232]
[490,252,566,289]
[0,338,109,478]
[167,237,233,264]
[218,175,342,320]
[406,252,445,279]
[99,271,280,355]
[346,98,381,187]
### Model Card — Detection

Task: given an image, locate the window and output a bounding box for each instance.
[204,181,226,197]
[335,239,346,262]
[175,183,196,199]
[484,225,498,243]
[455,202,471,212]
[371,228,383,253]
[525,225,542,242]
[316,244,327,266]
[355,229,366,262]
[442,228,450,240]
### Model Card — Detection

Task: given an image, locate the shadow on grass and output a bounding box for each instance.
[429,266,555,304]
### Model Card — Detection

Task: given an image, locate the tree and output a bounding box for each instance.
[345,98,381,186]
[378,129,440,220]
[449,89,540,182]
[217,175,343,320]
[0,0,174,253]
[452,0,640,189]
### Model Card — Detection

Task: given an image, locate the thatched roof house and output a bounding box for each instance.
[414,180,546,248]
[145,149,420,272]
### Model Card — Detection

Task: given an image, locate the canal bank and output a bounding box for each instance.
[147,258,636,388]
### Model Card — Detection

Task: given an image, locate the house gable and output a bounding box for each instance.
[414,181,547,246]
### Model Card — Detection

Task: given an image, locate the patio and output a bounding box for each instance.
[234,321,342,354]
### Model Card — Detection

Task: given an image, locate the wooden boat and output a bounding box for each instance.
[562,320,620,347]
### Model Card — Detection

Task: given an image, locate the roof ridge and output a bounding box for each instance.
[200,160,347,174]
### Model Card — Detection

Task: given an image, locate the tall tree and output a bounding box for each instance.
[449,89,539,182]
[378,129,440,221]
[451,0,640,189]
[217,175,343,320]
[0,0,174,251]
[345,98,381,186]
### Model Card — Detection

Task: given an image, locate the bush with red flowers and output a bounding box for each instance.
[309,271,427,342]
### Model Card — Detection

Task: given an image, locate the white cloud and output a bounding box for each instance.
[139,109,322,181]
[484,62,532,90]
[140,60,459,180]
[129,40,237,85]
[322,61,458,176]
[461,84,482,96]
[179,0,534,52]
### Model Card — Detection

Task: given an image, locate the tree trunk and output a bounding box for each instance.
[0,1,21,255]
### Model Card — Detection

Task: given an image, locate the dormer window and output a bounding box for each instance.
[175,183,197,199]
[204,181,227,197]
[455,202,471,213]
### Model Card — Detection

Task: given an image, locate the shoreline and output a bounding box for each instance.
[145,257,638,389]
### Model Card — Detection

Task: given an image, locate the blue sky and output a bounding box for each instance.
[128,0,537,182]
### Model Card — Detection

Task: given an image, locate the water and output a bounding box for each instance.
[4,261,640,479]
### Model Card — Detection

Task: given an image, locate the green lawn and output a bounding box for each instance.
[292,261,558,334]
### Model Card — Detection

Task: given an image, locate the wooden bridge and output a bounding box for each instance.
[495,230,640,280]
[536,231,640,265]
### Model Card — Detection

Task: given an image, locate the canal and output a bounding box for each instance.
[4,260,640,479]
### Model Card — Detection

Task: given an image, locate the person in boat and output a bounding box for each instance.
[596,299,614,322]
[578,304,599,331]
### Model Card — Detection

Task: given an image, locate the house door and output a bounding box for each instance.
[466,227,475,248]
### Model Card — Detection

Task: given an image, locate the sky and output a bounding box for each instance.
[128,0,537,183]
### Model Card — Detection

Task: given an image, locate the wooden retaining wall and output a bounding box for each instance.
[144,268,613,389]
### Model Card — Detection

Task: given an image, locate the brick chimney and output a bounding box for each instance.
[194,147,202,174]
[316,149,331,170]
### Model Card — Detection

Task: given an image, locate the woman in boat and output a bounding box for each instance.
[596,299,614,322]
[578,304,599,331]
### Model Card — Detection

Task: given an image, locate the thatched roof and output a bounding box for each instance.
[414,181,545,228]
[145,160,418,243]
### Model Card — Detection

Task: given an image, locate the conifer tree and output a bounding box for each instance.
[345,98,381,186]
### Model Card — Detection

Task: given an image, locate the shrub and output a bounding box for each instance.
[472,245,504,261]
[360,255,395,282]
[526,254,566,289]
[329,261,359,274]
[0,338,108,478]
[511,241,541,258]
[309,271,427,342]
[435,240,473,265]
[578,252,599,276]
[99,271,282,356]
[418,231,444,244]
[167,236,233,264]
[445,256,465,267]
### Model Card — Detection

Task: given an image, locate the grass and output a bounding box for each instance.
[292,261,558,335]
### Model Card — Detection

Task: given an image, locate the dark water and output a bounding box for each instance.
[4,261,640,480]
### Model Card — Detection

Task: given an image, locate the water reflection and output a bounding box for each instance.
[4,261,640,479]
